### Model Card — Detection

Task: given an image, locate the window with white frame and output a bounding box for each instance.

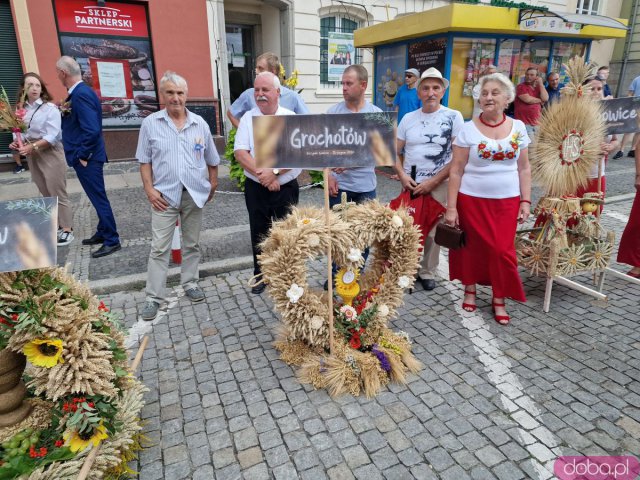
[576,0,600,15]
[320,15,362,87]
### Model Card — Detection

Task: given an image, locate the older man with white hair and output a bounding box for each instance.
[137,71,220,320]
[234,71,301,294]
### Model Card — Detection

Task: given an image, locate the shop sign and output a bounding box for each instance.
[0,198,58,273]
[408,38,446,75]
[54,0,148,37]
[601,97,640,134]
[328,32,355,82]
[54,0,157,129]
[253,113,397,169]
[520,17,582,35]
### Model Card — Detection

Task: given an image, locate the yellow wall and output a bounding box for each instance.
[449,39,474,119]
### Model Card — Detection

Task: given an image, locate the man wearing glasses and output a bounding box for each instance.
[394,68,421,123]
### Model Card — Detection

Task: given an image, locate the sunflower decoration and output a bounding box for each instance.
[531,56,607,197]
[64,423,109,453]
[23,338,64,368]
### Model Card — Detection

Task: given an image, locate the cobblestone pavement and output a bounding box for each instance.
[93,193,640,480]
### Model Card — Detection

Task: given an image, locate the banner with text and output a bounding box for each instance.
[602,97,640,135]
[0,198,58,274]
[253,113,397,169]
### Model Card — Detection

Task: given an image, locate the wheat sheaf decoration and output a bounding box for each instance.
[259,200,424,397]
[0,268,145,479]
[530,56,607,197]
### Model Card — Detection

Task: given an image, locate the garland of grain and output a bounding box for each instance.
[0,267,145,478]
[260,200,424,397]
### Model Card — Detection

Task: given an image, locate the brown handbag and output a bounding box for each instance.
[434,223,466,250]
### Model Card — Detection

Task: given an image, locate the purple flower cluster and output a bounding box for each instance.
[372,344,391,373]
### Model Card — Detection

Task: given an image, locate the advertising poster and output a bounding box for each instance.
[408,38,446,75]
[0,197,58,273]
[328,32,355,82]
[54,0,158,128]
[253,112,397,169]
[463,40,495,97]
[374,44,407,111]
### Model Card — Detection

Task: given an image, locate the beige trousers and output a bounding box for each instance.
[28,143,73,229]
[146,190,203,304]
[419,180,448,280]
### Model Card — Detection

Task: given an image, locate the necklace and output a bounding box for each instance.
[479,112,507,128]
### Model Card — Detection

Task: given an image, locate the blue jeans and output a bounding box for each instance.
[329,189,376,277]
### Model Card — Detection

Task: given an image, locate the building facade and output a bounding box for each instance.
[0,0,628,161]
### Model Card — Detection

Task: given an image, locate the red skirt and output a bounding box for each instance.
[617,191,640,268]
[449,193,526,302]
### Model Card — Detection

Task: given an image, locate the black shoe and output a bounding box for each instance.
[91,243,121,258]
[82,234,105,245]
[628,150,635,158]
[323,280,329,291]
[613,150,624,159]
[251,283,266,295]
[420,278,436,290]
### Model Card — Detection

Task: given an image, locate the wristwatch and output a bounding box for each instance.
[273,169,280,176]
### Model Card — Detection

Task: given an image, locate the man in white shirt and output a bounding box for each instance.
[395,67,464,291]
[234,72,301,294]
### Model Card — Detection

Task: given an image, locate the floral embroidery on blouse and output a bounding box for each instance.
[477,131,525,162]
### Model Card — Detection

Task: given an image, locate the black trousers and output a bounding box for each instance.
[244,177,299,275]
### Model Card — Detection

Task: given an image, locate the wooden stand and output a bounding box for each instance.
[323,169,334,355]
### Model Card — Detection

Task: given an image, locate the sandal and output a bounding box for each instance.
[627,270,640,279]
[492,300,510,325]
[462,288,477,312]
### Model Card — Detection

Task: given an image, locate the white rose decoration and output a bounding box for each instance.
[308,233,320,247]
[286,283,304,303]
[391,215,403,228]
[310,316,324,330]
[339,305,358,322]
[378,304,390,317]
[398,275,412,289]
[347,248,362,262]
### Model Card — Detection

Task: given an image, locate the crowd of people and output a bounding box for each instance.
[5,53,639,324]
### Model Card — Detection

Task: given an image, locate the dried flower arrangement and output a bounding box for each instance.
[0,268,145,479]
[259,200,424,397]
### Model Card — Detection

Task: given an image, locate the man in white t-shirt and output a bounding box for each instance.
[234,72,301,294]
[395,67,464,291]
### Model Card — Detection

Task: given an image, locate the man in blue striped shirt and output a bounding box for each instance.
[137,71,220,320]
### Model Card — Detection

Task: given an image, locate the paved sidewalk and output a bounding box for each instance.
[94,196,639,480]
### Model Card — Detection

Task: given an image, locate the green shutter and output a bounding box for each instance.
[0,0,24,155]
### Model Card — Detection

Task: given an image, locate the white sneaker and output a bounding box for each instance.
[58,231,74,246]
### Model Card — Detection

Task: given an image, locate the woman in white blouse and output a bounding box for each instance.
[10,73,74,246]
[445,73,532,325]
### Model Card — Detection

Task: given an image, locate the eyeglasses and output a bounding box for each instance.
[405,74,415,78]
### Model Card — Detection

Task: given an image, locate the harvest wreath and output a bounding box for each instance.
[0,268,145,479]
[259,200,424,397]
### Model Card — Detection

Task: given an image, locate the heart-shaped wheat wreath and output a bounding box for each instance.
[259,200,424,397]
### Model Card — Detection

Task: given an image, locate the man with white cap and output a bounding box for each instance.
[394,68,421,123]
[395,67,464,291]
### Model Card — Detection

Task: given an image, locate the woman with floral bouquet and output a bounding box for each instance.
[445,73,532,325]
[9,73,74,246]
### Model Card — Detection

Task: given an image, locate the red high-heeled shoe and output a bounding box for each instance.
[462,288,476,312]
[492,300,510,325]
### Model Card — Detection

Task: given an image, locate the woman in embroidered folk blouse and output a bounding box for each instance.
[445,73,532,325]
[9,73,74,246]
